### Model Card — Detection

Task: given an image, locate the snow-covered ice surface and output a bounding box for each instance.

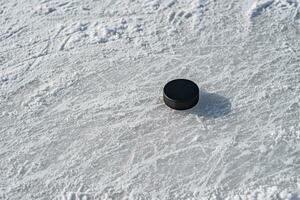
[1,0,300,199]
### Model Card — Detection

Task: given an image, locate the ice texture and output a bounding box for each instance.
[0,0,300,199]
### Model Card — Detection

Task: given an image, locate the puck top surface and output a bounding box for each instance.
[163,79,199,110]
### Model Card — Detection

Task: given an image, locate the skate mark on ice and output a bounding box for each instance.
[294,7,300,24]
[59,35,72,51]
[45,7,56,15]
[168,9,193,25]
[163,0,177,9]
[58,2,69,7]
[249,0,274,19]
[169,11,176,22]
[190,91,231,118]
[247,0,298,22]
[0,25,27,42]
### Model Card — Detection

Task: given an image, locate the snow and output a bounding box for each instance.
[0,0,300,199]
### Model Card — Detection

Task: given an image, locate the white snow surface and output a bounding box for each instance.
[0,0,300,199]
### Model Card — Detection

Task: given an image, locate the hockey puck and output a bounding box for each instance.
[163,79,199,110]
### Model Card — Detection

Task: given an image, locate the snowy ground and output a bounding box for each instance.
[1,0,300,199]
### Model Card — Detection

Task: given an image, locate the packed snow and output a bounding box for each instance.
[0,0,300,199]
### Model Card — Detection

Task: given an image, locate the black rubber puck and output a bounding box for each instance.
[163,79,199,110]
